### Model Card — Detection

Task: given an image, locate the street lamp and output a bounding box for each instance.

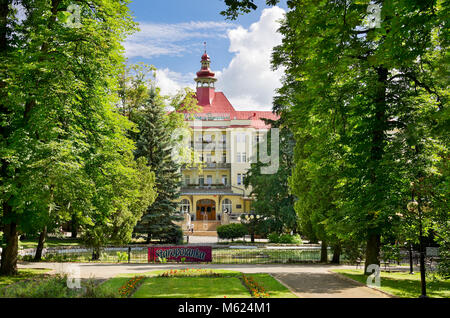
[407,198,428,298]
[239,213,260,243]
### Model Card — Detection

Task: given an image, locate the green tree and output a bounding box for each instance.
[132,88,183,243]
[223,0,448,272]
[244,119,297,236]
[0,0,143,274]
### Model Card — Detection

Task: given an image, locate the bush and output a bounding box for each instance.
[117,251,129,262]
[268,233,302,244]
[0,274,78,298]
[217,223,248,241]
[161,226,183,245]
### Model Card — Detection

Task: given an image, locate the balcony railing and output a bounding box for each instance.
[181,162,231,169]
[190,142,227,150]
[181,184,231,190]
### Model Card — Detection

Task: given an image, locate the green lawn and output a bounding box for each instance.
[0,268,51,288]
[105,270,297,298]
[333,269,450,298]
[18,237,81,250]
[249,274,297,298]
[134,276,251,298]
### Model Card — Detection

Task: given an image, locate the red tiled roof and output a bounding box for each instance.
[181,90,278,129]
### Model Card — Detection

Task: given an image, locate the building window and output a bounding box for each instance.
[222,199,232,213]
[204,134,212,142]
[180,199,190,213]
[206,153,212,163]
[236,133,246,143]
[242,152,246,163]
[184,175,190,186]
[222,175,228,186]
[206,175,212,185]
[237,173,242,185]
[199,175,204,186]
[236,152,241,163]
[222,153,227,163]
[236,204,242,209]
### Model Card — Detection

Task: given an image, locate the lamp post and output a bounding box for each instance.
[408,242,414,275]
[239,213,261,243]
[407,197,428,298]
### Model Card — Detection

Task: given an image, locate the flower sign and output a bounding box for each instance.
[148,246,212,263]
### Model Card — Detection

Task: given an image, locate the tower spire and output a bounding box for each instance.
[195,47,217,106]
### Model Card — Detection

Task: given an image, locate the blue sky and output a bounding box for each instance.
[124,0,288,110]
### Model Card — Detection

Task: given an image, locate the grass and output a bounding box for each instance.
[105,269,297,298]
[134,276,251,298]
[0,268,51,288]
[333,269,450,298]
[248,274,297,298]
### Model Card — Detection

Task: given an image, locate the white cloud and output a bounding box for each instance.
[216,7,286,110]
[143,7,286,111]
[154,68,195,97]
[124,21,235,59]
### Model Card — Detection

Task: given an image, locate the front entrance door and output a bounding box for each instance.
[196,199,216,221]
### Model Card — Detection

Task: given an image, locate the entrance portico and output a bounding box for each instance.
[196,199,216,221]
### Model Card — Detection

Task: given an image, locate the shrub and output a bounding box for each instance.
[217,223,248,241]
[117,251,129,262]
[268,233,302,244]
[0,274,78,298]
[161,226,183,244]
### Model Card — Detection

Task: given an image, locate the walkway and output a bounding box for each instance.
[272,272,390,298]
[18,263,391,298]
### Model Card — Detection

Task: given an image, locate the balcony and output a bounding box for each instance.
[190,141,227,150]
[181,162,231,170]
[181,183,231,190]
[180,183,235,195]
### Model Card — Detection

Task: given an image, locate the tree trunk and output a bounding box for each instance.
[363,67,387,274]
[331,242,342,264]
[71,215,78,238]
[34,226,47,261]
[320,240,328,263]
[91,247,100,261]
[0,219,19,276]
[364,233,380,274]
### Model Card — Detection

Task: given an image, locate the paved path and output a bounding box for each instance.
[272,272,390,298]
[18,262,391,298]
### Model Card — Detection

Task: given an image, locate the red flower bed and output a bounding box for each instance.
[242,275,269,298]
[118,276,145,297]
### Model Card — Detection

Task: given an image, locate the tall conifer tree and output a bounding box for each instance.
[133,88,183,243]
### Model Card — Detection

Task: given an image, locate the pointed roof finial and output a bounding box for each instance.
[204,41,207,53]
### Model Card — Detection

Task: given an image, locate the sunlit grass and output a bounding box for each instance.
[105,269,297,298]
[0,268,51,288]
[18,237,81,250]
[333,269,450,298]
